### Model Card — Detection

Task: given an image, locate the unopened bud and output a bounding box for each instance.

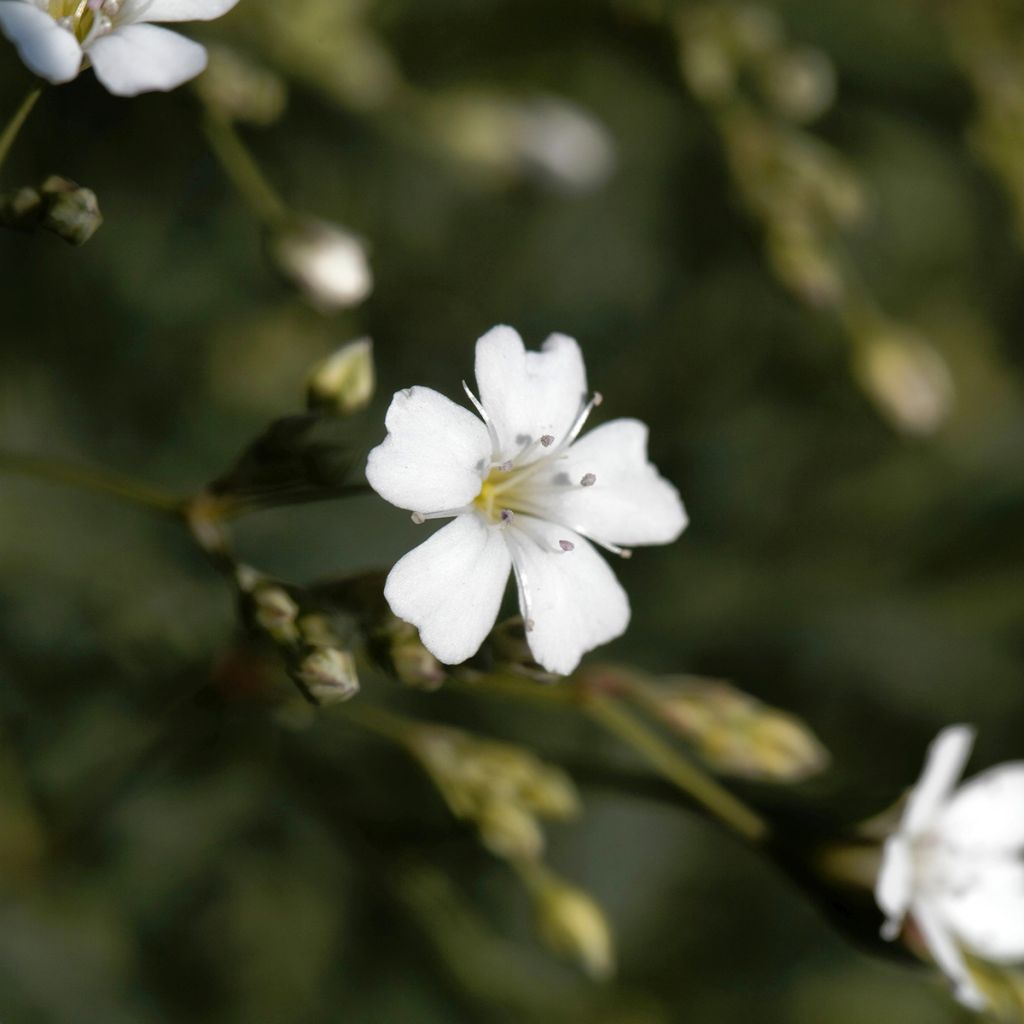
[477,801,544,861]
[649,679,828,783]
[0,176,102,245]
[758,48,836,123]
[252,585,300,644]
[390,631,446,690]
[533,873,615,980]
[293,647,359,705]
[307,338,375,415]
[266,216,373,312]
[195,45,287,126]
[853,328,955,436]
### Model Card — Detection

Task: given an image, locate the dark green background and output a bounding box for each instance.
[1,0,1020,1020]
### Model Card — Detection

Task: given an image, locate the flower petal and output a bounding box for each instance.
[875,835,913,938]
[118,0,239,23]
[912,899,988,1010]
[366,386,490,515]
[937,763,1024,851]
[383,513,511,665]
[474,326,587,463]
[934,857,1024,963]
[526,418,687,547]
[901,725,975,838]
[0,2,82,83]
[87,23,206,96]
[506,516,629,675]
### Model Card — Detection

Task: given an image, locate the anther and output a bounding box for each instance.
[500,508,515,526]
[580,473,596,487]
[558,539,575,552]
[593,392,603,407]
[500,460,514,473]
[411,512,425,525]
[540,434,555,447]
[525,617,536,632]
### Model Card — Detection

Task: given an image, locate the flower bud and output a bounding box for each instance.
[533,873,615,980]
[293,647,359,705]
[1,176,102,246]
[390,629,446,690]
[251,584,300,645]
[647,678,828,783]
[266,216,373,312]
[307,338,375,416]
[758,48,836,123]
[853,328,955,436]
[477,801,545,861]
[195,45,287,126]
[38,176,103,246]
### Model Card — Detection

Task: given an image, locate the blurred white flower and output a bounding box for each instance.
[266,217,373,313]
[0,0,238,96]
[366,326,687,675]
[876,725,1024,1011]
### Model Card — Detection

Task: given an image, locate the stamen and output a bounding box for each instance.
[411,506,470,524]
[462,380,501,454]
[552,391,604,454]
[499,460,514,473]
[580,473,596,487]
[525,617,536,632]
[558,539,574,552]
[500,508,515,526]
[541,434,555,447]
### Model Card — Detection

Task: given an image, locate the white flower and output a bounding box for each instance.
[875,725,1024,1010]
[0,0,238,96]
[365,326,688,676]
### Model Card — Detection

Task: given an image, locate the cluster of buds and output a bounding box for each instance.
[582,665,828,783]
[0,175,103,246]
[406,725,579,862]
[237,566,359,706]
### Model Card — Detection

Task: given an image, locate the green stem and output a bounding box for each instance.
[0,83,42,174]
[341,702,420,746]
[201,109,288,227]
[0,449,183,515]
[584,695,769,844]
[450,669,769,845]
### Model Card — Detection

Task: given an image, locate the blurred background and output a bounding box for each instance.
[2,0,1023,1020]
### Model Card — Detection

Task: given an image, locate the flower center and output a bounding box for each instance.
[43,0,119,43]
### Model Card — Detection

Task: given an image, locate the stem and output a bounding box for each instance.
[0,449,183,515]
[450,670,770,845]
[584,695,768,843]
[0,83,42,174]
[341,702,420,746]
[201,109,288,227]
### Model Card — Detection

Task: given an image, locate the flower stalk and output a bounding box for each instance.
[0,82,42,174]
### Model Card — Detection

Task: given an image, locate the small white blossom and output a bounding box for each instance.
[366,326,687,675]
[0,0,239,96]
[876,725,1024,1011]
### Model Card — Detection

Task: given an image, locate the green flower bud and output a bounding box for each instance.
[533,872,615,980]
[307,338,375,416]
[293,647,359,705]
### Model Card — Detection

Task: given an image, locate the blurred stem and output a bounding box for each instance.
[452,670,769,845]
[0,449,182,515]
[583,695,769,844]
[0,83,42,174]
[201,109,288,226]
[342,702,420,747]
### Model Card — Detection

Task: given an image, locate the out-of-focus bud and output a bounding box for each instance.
[513,97,616,193]
[195,45,288,126]
[477,802,544,861]
[1,176,102,245]
[38,176,103,246]
[532,871,615,980]
[293,646,359,705]
[306,337,375,416]
[266,216,373,313]
[431,92,615,194]
[643,678,829,783]
[252,584,300,644]
[767,223,845,309]
[387,621,447,690]
[758,48,836,123]
[853,327,955,436]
